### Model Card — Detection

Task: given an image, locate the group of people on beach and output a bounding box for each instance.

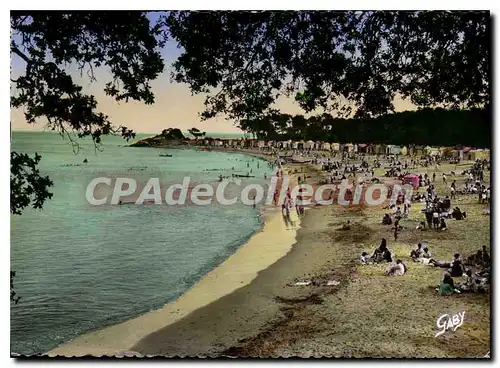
[262,147,490,296]
[356,155,491,296]
[279,174,306,229]
[434,247,490,295]
[360,238,490,295]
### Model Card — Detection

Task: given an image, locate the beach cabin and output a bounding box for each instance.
[305,140,315,150]
[373,144,387,155]
[357,144,368,153]
[400,146,408,156]
[257,140,266,149]
[364,144,376,155]
[426,147,441,157]
[386,145,402,155]
[344,143,354,153]
[408,145,425,156]
[458,146,473,160]
[441,147,457,158]
[278,140,290,149]
[465,149,489,161]
[314,141,322,150]
[392,145,402,155]
[330,143,340,152]
[321,142,331,151]
[423,146,433,155]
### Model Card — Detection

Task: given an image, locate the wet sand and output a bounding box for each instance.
[47,187,302,356]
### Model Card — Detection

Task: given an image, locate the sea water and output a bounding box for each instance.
[10,131,271,355]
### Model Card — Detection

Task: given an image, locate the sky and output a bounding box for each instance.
[10,12,416,134]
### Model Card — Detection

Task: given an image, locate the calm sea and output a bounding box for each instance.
[10,131,271,355]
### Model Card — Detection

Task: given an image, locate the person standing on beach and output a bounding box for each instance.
[295,192,302,216]
[281,204,290,228]
[289,199,299,229]
[284,197,294,228]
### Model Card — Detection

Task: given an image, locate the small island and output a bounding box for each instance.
[130,128,189,148]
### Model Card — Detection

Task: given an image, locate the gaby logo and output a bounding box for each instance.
[435,311,465,338]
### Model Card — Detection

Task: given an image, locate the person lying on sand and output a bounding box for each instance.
[428,259,451,268]
[385,259,406,276]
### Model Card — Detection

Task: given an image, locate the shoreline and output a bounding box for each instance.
[47,168,301,357]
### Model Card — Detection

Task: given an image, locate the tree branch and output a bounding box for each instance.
[11,46,32,64]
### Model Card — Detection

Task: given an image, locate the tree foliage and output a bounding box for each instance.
[239,107,490,147]
[10,152,54,215]
[10,11,166,214]
[188,127,206,137]
[168,11,490,122]
[161,128,185,140]
[11,271,21,304]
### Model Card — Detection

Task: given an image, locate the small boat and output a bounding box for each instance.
[159,154,173,157]
[233,174,255,178]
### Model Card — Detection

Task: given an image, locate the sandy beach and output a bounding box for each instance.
[47,156,490,358]
[47,169,302,356]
